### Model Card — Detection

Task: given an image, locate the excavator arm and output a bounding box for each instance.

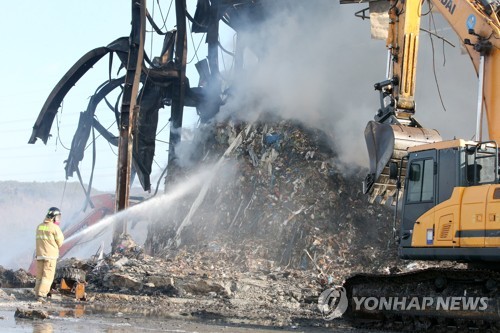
[361,0,500,204]
[389,0,420,116]
[435,0,500,141]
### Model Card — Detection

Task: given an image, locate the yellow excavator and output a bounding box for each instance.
[363,0,500,261]
[339,0,500,329]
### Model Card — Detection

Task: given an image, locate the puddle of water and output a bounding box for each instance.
[2,308,338,333]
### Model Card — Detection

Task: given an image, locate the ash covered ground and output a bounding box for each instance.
[0,119,440,330]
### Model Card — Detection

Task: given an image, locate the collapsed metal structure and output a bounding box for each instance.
[28,0,282,248]
[28,0,273,206]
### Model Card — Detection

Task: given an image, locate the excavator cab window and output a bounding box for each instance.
[408,164,421,182]
[465,142,498,185]
[466,164,483,184]
[407,159,434,203]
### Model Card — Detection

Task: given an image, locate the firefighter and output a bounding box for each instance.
[34,207,64,302]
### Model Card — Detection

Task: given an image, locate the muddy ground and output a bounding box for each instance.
[0,285,385,333]
[0,298,344,333]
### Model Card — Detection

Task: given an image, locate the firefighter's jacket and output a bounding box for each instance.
[35,218,64,260]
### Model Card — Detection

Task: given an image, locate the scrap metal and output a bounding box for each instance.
[28,0,280,196]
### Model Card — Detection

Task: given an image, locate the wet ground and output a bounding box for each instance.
[1,309,335,333]
[0,288,382,333]
[0,307,363,333]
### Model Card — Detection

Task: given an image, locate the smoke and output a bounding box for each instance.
[215,1,385,167]
[0,181,90,270]
[63,161,235,258]
[215,1,477,167]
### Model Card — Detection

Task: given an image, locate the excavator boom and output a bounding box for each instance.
[361,0,500,204]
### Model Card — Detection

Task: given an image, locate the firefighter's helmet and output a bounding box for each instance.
[46,207,61,219]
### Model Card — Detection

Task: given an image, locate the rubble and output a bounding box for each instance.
[146,118,400,282]
[14,308,49,320]
[0,266,34,288]
[38,119,408,327]
[2,119,446,329]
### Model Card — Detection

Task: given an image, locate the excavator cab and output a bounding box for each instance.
[397,140,500,261]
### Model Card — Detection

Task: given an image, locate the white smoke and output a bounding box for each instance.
[214,1,477,167]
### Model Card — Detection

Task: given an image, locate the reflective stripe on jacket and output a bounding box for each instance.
[35,218,64,260]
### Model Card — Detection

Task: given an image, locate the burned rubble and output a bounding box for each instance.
[2,119,441,327]
[0,266,34,288]
[145,118,400,280]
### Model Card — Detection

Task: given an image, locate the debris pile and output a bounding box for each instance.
[14,119,402,326]
[146,119,399,282]
[0,266,34,288]
[73,247,339,325]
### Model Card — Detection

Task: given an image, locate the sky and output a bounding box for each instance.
[0,0,480,194]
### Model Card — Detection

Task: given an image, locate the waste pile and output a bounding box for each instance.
[79,242,331,326]
[57,118,412,326]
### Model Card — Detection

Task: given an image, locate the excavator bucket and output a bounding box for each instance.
[363,120,441,205]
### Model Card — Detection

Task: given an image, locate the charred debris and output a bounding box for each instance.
[8,118,405,288]
[144,118,398,276]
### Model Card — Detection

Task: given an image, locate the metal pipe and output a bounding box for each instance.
[165,0,187,185]
[386,49,392,79]
[475,54,485,141]
[113,0,146,251]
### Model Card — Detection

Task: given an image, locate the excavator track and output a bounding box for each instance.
[342,268,500,332]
